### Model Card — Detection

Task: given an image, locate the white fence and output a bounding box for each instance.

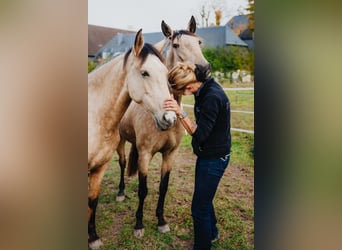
[182,88,254,134]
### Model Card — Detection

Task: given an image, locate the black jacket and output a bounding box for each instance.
[192,77,231,159]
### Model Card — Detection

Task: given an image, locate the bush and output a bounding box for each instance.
[88,60,98,73]
[202,46,254,75]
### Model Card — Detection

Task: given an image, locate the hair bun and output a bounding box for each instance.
[195,64,210,82]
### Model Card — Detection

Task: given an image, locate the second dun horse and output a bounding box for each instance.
[116,16,210,238]
[88,29,177,249]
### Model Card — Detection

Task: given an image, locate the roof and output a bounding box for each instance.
[88,25,134,57]
[243,40,254,49]
[239,28,253,40]
[97,25,247,58]
[226,14,254,49]
[227,15,249,30]
[99,31,165,56]
[196,26,247,47]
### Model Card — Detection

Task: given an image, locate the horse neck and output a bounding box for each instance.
[109,81,131,129]
[90,59,132,131]
[154,38,169,54]
[166,51,183,105]
[173,92,182,105]
[166,49,176,70]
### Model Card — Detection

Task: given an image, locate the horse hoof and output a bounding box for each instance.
[134,228,145,238]
[158,224,170,233]
[116,195,125,202]
[88,239,103,250]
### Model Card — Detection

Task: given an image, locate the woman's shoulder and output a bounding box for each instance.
[207,80,226,94]
[197,78,225,100]
[207,81,229,102]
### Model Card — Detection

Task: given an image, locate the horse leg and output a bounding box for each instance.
[116,138,126,202]
[134,153,151,238]
[156,171,171,233]
[88,163,108,250]
[156,151,176,233]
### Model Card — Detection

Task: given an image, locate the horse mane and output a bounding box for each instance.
[123,43,165,69]
[171,30,198,41]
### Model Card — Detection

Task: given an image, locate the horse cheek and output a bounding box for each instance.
[127,80,143,104]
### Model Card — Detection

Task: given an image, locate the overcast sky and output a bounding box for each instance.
[88,0,249,33]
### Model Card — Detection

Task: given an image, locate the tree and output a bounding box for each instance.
[246,0,255,34]
[211,0,226,26]
[202,46,253,74]
[214,10,222,26]
[197,0,227,27]
[199,4,210,27]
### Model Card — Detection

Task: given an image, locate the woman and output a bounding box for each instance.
[164,63,231,249]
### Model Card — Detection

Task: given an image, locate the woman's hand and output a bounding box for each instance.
[164,98,182,116]
[164,97,197,135]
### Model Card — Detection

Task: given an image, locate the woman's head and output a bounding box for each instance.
[168,63,197,91]
[168,63,210,95]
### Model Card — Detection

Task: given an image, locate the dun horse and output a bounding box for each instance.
[116,16,210,238]
[88,29,177,249]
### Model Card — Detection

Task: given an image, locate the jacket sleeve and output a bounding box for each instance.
[192,94,220,145]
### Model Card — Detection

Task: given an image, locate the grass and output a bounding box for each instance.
[95,81,254,249]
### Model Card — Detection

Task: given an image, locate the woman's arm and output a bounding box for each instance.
[178,114,197,135]
[164,98,197,135]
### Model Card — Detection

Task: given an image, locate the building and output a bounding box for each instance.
[88,24,134,60]
[227,15,254,49]
[96,25,248,59]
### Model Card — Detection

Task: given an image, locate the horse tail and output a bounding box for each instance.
[127,144,139,177]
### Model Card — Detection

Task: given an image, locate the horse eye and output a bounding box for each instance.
[141,70,149,77]
[172,44,179,49]
[198,40,202,45]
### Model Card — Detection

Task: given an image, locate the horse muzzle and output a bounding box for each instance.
[154,111,177,131]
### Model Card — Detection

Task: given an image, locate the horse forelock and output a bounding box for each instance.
[123,43,165,69]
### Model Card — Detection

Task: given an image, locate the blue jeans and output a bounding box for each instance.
[191,155,230,250]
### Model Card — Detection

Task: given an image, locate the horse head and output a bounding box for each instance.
[161,15,211,80]
[124,29,177,131]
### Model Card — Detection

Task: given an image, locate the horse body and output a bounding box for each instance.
[119,97,184,177]
[116,16,210,237]
[88,30,177,249]
[88,55,129,168]
[118,96,184,238]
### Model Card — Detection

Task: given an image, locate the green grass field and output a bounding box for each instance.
[95,80,254,249]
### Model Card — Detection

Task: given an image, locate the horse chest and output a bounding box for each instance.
[159,124,184,150]
[88,130,119,169]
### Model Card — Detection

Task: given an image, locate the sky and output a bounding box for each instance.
[88,0,249,33]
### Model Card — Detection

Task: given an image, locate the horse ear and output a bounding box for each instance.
[187,15,196,33]
[133,29,144,56]
[161,20,173,38]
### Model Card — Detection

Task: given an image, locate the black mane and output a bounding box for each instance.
[123,43,165,68]
[171,30,198,41]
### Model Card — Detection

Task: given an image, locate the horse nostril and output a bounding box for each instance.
[163,111,177,125]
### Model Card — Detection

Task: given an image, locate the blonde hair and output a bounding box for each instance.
[168,63,197,90]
